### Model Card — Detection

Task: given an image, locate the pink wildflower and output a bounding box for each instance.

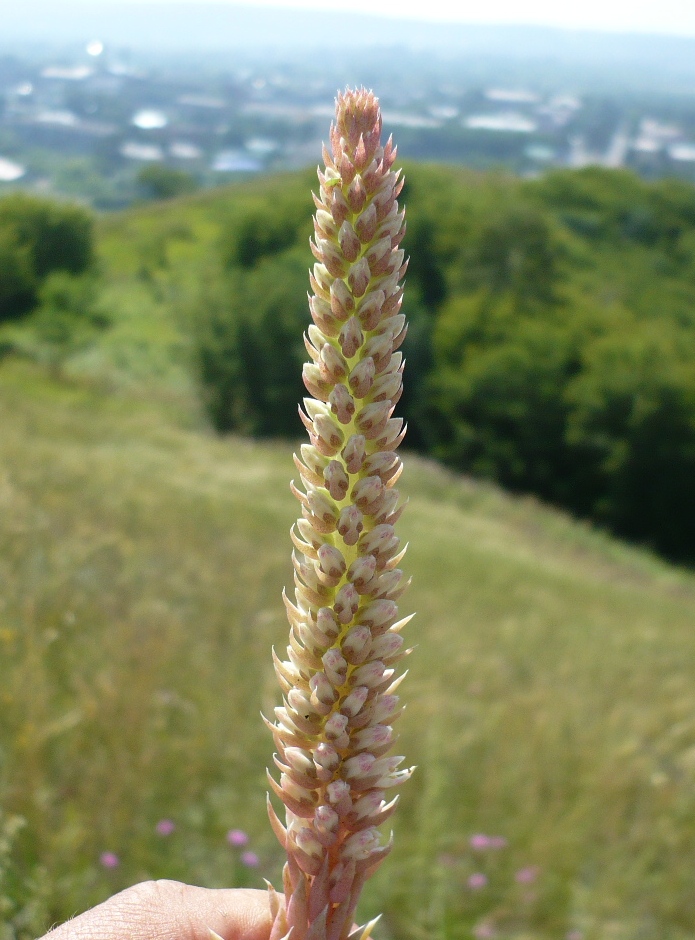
[515,866,539,884]
[227,829,249,847]
[468,872,488,890]
[99,851,119,869]
[241,850,260,868]
[470,833,507,850]
[156,819,176,836]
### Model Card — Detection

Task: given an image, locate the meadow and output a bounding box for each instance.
[2,353,695,940]
[2,167,695,940]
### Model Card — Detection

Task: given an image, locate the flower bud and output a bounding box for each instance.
[319,343,349,383]
[338,220,362,262]
[323,459,349,501]
[341,626,372,664]
[317,543,346,584]
[340,685,369,718]
[350,660,386,689]
[354,400,392,438]
[314,742,340,773]
[346,554,377,593]
[322,648,348,687]
[354,203,378,243]
[337,505,364,546]
[329,383,356,425]
[338,317,364,359]
[313,414,344,456]
[348,358,376,399]
[325,712,349,741]
[330,278,355,320]
[341,434,366,473]
[347,257,370,298]
[334,582,359,623]
[356,290,384,331]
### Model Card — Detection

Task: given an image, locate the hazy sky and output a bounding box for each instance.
[109,0,695,38]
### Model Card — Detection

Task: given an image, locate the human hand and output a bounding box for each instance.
[40,881,274,940]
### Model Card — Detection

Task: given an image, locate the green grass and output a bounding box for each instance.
[2,360,695,940]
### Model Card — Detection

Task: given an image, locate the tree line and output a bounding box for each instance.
[194,165,695,563]
[1,166,694,562]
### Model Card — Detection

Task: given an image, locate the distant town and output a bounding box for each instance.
[2,38,695,207]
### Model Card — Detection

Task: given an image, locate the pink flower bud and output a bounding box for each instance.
[337,505,364,546]
[328,383,356,425]
[354,400,392,438]
[350,476,383,512]
[348,358,376,399]
[356,599,397,632]
[316,606,340,639]
[341,433,366,473]
[314,742,340,772]
[355,290,384,331]
[354,203,378,243]
[330,278,355,320]
[341,626,372,664]
[347,257,370,298]
[340,685,369,718]
[323,459,350,500]
[350,660,386,689]
[338,220,361,263]
[312,414,344,456]
[324,712,349,740]
[346,554,377,593]
[334,582,359,623]
[338,317,364,359]
[319,343,349,383]
[322,648,348,686]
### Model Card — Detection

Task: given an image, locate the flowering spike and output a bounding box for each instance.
[267,88,411,940]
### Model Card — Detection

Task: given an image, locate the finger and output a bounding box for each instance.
[41,881,275,940]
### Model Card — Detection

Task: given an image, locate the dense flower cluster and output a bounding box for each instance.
[265,88,413,940]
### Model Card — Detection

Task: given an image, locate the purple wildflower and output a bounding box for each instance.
[469,834,491,850]
[156,819,176,836]
[227,829,249,847]
[467,872,488,890]
[99,851,119,869]
[515,866,539,884]
[472,923,496,939]
[241,850,260,868]
[470,833,507,850]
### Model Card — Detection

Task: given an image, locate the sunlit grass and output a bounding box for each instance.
[2,360,695,939]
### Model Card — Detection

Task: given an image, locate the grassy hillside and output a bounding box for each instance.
[2,358,695,940]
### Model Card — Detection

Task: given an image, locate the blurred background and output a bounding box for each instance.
[2,3,695,940]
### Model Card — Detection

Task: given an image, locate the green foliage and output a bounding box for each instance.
[196,250,310,436]
[0,229,35,322]
[219,180,313,270]
[136,163,198,202]
[25,272,110,376]
[0,193,94,280]
[0,194,94,324]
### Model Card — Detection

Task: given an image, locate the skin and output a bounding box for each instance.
[40,882,274,940]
